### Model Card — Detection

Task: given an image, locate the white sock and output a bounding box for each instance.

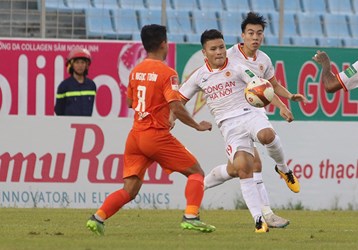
[204,164,233,190]
[184,214,197,219]
[240,178,262,222]
[265,136,289,173]
[253,172,273,216]
[94,214,104,222]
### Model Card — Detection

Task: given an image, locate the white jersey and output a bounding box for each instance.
[179,58,259,125]
[227,43,275,80]
[227,44,275,114]
[337,60,358,91]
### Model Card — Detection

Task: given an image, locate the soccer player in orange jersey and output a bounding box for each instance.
[86,24,215,235]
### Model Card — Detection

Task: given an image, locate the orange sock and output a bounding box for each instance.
[95,189,131,220]
[184,173,204,216]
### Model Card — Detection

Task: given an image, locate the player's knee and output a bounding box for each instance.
[123,177,142,199]
[238,168,252,179]
[183,162,205,177]
[227,164,240,177]
[253,161,263,172]
[123,188,140,200]
[257,128,276,145]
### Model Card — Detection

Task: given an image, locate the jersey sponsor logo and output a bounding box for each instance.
[170,75,179,90]
[225,71,231,77]
[343,65,357,78]
[203,81,236,100]
[245,69,255,77]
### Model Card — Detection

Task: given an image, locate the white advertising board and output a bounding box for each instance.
[0,116,357,210]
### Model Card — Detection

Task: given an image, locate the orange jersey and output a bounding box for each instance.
[127,58,180,131]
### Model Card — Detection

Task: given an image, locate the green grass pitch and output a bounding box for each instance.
[1,208,357,250]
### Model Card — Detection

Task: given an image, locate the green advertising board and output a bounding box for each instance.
[176,44,358,121]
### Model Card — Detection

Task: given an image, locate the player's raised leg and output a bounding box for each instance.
[257,128,300,193]
[204,164,233,190]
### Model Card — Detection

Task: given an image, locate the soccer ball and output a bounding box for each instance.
[244,78,274,107]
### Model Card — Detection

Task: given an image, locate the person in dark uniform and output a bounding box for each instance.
[55,47,96,116]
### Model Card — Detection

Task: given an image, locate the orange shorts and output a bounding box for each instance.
[123,128,197,180]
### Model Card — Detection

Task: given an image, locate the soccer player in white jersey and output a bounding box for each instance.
[313,50,358,92]
[180,29,299,233]
[203,12,307,228]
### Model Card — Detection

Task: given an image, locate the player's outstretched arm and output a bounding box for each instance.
[169,100,212,131]
[289,93,307,103]
[312,50,342,93]
[269,78,307,104]
[270,95,294,123]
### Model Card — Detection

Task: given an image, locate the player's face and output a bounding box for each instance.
[72,59,88,76]
[202,38,226,69]
[242,24,264,51]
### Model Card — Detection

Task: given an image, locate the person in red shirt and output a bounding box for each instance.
[86,24,216,235]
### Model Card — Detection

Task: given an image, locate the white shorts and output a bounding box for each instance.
[219,110,273,163]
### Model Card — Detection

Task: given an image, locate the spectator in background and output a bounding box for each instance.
[54,47,96,116]
[313,50,358,92]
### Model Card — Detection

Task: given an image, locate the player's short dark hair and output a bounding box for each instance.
[200,29,224,47]
[140,24,167,52]
[241,12,267,32]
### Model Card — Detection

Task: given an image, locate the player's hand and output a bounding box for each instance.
[312,50,330,65]
[290,93,307,104]
[196,121,212,131]
[279,106,294,123]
